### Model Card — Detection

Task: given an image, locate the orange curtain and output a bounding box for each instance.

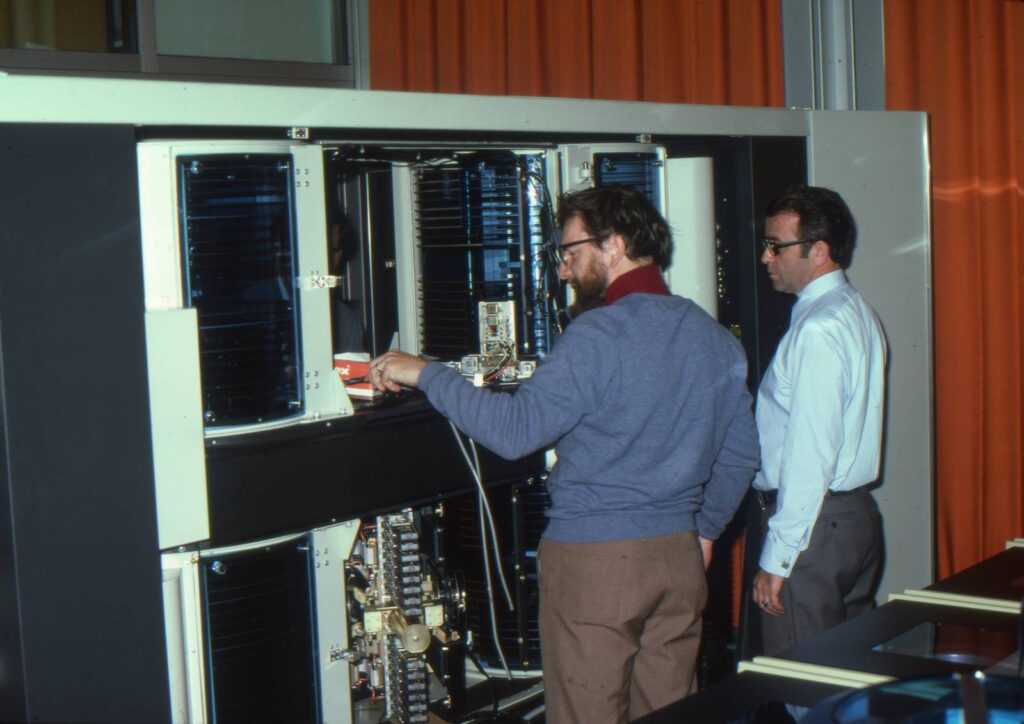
[369,0,782,106]
[886,0,1024,577]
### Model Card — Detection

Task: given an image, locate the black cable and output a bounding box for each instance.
[523,167,567,335]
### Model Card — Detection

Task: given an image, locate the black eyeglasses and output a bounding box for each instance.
[762,238,813,256]
[556,236,602,264]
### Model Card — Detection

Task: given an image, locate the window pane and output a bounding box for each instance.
[0,0,133,52]
[155,0,342,64]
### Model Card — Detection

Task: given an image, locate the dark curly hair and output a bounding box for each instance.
[765,184,857,268]
[557,185,672,270]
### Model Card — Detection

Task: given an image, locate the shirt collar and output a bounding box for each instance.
[794,269,847,315]
[605,264,670,305]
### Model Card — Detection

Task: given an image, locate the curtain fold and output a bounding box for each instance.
[886,0,1024,577]
[370,0,782,106]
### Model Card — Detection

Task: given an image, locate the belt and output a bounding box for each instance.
[754,486,867,510]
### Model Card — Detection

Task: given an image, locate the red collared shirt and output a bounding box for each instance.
[604,264,670,305]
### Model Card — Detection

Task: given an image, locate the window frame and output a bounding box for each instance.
[0,0,366,88]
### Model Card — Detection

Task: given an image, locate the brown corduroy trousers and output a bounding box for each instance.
[538,531,706,724]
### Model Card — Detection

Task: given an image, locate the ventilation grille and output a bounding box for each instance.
[415,155,553,360]
[178,154,302,427]
[200,538,318,723]
[446,480,549,671]
[593,152,662,205]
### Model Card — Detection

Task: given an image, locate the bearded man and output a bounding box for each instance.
[368,185,758,723]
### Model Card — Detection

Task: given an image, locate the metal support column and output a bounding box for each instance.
[782,0,886,110]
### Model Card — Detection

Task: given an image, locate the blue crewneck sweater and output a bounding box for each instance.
[419,293,759,543]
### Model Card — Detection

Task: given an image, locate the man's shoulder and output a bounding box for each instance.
[572,294,738,345]
[803,283,864,319]
[613,291,689,309]
[574,293,687,327]
[618,292,711,321]
[795,285,884,346]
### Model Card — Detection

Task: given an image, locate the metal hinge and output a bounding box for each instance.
[302,274,340,290]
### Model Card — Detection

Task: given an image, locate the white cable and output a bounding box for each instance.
[468,437,515,610]
[479,493,512,680]
[448,422,514,608]
[448,421,515,679]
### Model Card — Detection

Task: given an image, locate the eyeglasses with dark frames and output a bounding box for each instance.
[762,237,813,256]
[556,236,602,264]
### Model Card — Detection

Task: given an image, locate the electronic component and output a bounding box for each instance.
[413,152,558,361]
[517,359,537,378]
[345,509,464,724]
[479,300,517,357]
[451,301,537,386]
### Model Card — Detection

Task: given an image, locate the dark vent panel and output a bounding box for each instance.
[593,151,662,204]
[414,154,555,360]
[200,538,319,723]
[178,154,303,427]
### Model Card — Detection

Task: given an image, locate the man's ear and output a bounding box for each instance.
[811,239,831,266]
[603,234,627,265]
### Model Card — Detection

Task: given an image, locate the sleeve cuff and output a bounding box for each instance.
[758,535,801,578]
[418,361,453,391]
[695,516,721,543]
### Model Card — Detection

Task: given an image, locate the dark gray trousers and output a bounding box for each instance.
[755,489,884,656]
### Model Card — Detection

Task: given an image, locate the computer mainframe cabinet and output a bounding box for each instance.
[0,75,931,723]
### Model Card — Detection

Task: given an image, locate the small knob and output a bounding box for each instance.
[402,624,432,654]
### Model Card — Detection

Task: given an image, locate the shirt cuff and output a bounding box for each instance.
[758,532,802,578]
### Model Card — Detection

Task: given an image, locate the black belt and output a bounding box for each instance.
[755,486,867,510]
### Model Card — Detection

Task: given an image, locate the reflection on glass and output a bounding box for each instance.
[178,154,303,427]
[872,621,1017,668]
[0,0,134,52]
[155,0,343,64]
[805,674,1024,723]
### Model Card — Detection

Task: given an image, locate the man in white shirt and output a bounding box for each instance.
[751,184,886,656]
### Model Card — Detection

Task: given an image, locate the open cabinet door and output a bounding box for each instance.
[809,110,933,600]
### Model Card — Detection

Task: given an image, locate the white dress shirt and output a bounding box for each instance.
[755,270,886,577]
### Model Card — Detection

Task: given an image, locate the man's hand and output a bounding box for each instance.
[752,569,786,616]
[698,536,713,570]
[369,351,428,393]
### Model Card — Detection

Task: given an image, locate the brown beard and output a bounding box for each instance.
[568,264,608,318]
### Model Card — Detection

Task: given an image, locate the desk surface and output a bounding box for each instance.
[669,548,1024,722]
[774,599,1018,680]
[927,546,1024,602]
